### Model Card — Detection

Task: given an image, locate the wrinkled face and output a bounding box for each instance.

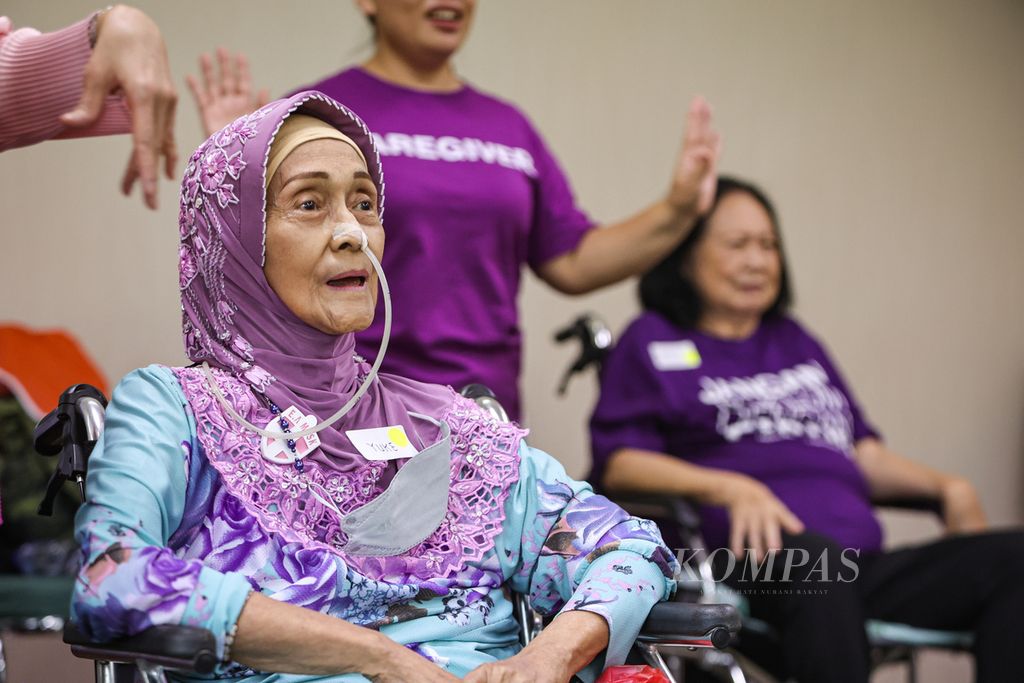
[356,0,476,61]
[688,191,782,324]
[264,138,384,335]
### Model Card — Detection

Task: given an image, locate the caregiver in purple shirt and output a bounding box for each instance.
[187,0,719,420]
[589,176,1024,683]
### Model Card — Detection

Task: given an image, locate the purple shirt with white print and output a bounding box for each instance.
[590,313,883,554]
[296,68,595,421]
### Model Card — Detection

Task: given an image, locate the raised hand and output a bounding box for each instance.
[186,48,269,137]
[666,95,721,218]
[60,5,177,210]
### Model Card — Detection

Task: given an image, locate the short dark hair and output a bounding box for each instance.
[638,176,793,330]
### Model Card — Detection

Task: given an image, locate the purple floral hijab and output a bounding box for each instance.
[175,92,523,579]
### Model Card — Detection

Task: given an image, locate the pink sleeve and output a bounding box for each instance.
[0,14,131,153]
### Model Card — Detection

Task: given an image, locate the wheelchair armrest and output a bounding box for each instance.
[63,622,219,674]
[873,496,943,518]
[638,601,740,650]
[611,492,702,534]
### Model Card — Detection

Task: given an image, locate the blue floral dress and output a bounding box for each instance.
[72,367,677,681]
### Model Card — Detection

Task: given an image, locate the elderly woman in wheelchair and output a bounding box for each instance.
[589,176,1024,683]
[67,92,689,683]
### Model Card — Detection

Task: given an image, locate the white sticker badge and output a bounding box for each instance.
[648,340,702,371]
[346,425,419,461]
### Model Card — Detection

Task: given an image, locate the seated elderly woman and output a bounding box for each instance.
[71,92,677,683]
[589,176,1024,683]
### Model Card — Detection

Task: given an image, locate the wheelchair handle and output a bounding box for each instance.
[34,384,108,515]
[553,313,613,395]
[459,384,510,424]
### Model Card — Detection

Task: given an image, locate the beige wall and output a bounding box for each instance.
[1,2,1021,679]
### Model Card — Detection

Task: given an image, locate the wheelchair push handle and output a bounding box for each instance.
[459,384,511,424]
[553,313,613,395]
[34,383,108,515]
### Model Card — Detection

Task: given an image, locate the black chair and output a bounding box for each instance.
[33,383,740,683]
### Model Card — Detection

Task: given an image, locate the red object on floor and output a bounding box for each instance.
[597,665,671,683]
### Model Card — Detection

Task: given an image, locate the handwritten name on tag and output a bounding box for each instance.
[346,425,419,461]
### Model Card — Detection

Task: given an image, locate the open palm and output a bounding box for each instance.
[186,48,269,136]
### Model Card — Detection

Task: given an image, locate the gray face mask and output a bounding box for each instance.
[337,414,451,557]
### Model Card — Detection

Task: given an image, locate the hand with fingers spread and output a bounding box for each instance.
[666,95,721,218]
[187,48,270,137]
[59,5,177,210]
[720,473,804,561]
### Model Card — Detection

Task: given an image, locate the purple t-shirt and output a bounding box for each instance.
[589,312,883,553]
[297,68,594,420]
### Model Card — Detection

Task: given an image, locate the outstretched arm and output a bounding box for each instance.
[536,96,720,295]
[853,437,987,533]
[0,7,177,209]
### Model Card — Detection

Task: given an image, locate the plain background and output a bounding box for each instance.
[1,2,1022,681]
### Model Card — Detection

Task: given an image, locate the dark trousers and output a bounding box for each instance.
[714,530,1024,683]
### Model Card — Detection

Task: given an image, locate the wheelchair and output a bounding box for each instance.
[29,381,741,683]
[554,313,976,683]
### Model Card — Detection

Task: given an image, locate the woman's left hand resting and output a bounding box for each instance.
[464,611,609,683]
[940,476,987,534]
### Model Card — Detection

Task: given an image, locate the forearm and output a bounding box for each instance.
[538,199,699,295]
[603,447,741,506]
[854,438,954,501]
[520,610,609,677]
[232,592,397,676]
[0,12,129,151]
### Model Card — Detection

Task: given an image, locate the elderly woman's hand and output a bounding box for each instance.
[465,611,608,683]
[720,473,805,561]
[940,476,987,534]
[464,650,568,683]
[665,95,721,218]
[363,644,462,683]
[186,48,269,137]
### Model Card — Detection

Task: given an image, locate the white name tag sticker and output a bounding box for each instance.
[346,425,419,461]
[648,340,702,371]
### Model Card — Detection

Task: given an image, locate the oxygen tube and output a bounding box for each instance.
[201,224,391,441]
